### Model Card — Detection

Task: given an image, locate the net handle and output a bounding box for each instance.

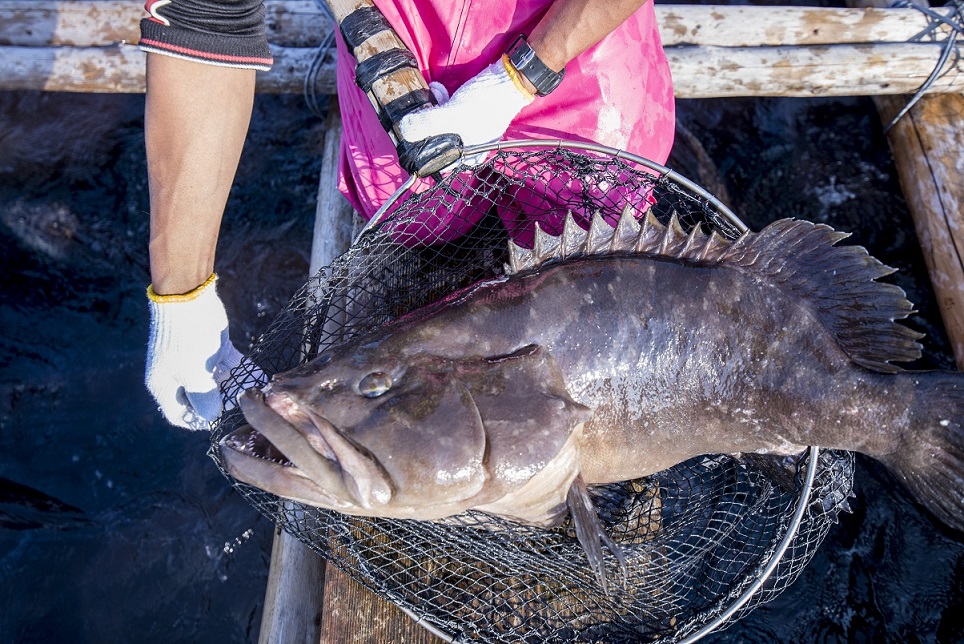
[323,0,462,176]
[353,138,748,242]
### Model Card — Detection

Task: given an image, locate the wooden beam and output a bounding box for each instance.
[1,40,959,97]
[656,4,956,47]
[666,41,962,98]
[879,93,964,369]
[0,0,333,47]
[0,44,337,93]
[0,2,955,48]
[260,83,438,644]
[320,566,442,644]
[849,0,964,369]
[258,522,326,643]
[257,104,353,644]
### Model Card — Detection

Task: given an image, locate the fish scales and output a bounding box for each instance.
[222,208,964,591]
[370,251,905,482]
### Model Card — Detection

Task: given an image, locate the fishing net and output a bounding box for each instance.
[210,141,855,642]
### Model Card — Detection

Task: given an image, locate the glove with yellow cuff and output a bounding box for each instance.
[145,273,242,430]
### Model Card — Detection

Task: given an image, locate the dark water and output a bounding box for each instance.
[1,86,962,642]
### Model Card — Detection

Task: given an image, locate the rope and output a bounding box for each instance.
[883,0,963,133]
[303,0,337,118]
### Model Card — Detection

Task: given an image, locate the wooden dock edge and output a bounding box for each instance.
[2,4,962,96]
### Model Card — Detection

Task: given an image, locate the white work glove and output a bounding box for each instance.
[145,273,242,430]
[399,57,534,165]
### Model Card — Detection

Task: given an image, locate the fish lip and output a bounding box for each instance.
[218,428,355,511]
[235,388,357,506]
[263,387,338,462]
[265,387,394,510]
[238,388,394,510]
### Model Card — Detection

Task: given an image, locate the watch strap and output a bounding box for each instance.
[506,34,565,97]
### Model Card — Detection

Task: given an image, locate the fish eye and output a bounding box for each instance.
[358,372,393,398]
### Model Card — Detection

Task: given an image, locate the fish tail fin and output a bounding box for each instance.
[882,373,964,531]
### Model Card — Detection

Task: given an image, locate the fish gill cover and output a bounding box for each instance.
[210,143,855,642]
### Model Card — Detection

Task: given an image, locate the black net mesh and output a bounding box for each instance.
[210,142,855,642]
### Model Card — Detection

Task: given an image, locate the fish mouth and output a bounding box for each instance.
[219,388,392,511]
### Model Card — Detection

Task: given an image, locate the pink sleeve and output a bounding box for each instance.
[336,0,675,243]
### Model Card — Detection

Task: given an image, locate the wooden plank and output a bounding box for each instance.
[848,0,964,370]
[310,103,355,277]
[258,103,354,644]
[667,41,961,98]
[0,0,333,47]
[320,566,442,644]
[876,93,964,368]
[258,523,326,644]
[1,40,960,97]
[1,2,955,48]
[0,44,338,94]
[656,5,956,47]
[261,86,437,644]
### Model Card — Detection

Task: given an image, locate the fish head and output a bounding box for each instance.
[220,342,590,520]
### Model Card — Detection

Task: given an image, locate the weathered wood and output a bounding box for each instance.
[262,87,435,644]
[657,4,955,47]
[1,40,960,97]
[0,0,333,47]
[320,566,442,644]
[258,522,326,644]
[259,104,352,644]
[310,105,355,277]
[878,93,964,369]
[1,2,955,48]
[0,44,338,93]
[849,0,964,370]
[667,41,962,98]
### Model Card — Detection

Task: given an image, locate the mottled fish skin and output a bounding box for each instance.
[223,211,964,579]
[347,251,906,482]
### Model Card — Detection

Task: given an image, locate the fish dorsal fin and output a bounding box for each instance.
[505,211,922,372]
[505,206,732,275]
[718,218,923,372]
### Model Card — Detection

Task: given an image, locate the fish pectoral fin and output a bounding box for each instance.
[567,474,627,597]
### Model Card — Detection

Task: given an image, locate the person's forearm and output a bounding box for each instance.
[145,53,255,295]
[524,0,647,92]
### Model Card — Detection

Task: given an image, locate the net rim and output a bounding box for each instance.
[677,446,821,644]
[213,139,846,642]
[357,138,749,242]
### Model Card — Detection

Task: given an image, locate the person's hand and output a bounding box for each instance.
[399,58,534,165]
[145,273,242,430]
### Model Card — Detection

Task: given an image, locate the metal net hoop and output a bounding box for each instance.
[211,139,855,642]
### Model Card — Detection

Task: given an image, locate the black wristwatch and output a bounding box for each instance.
[506,34,566,96]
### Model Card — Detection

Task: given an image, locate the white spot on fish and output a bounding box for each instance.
[940,419,950,427]
[435,463,478,485]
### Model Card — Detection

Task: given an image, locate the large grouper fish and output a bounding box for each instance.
[221,208,964,589]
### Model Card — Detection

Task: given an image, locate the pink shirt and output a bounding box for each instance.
[336,1,675,243]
